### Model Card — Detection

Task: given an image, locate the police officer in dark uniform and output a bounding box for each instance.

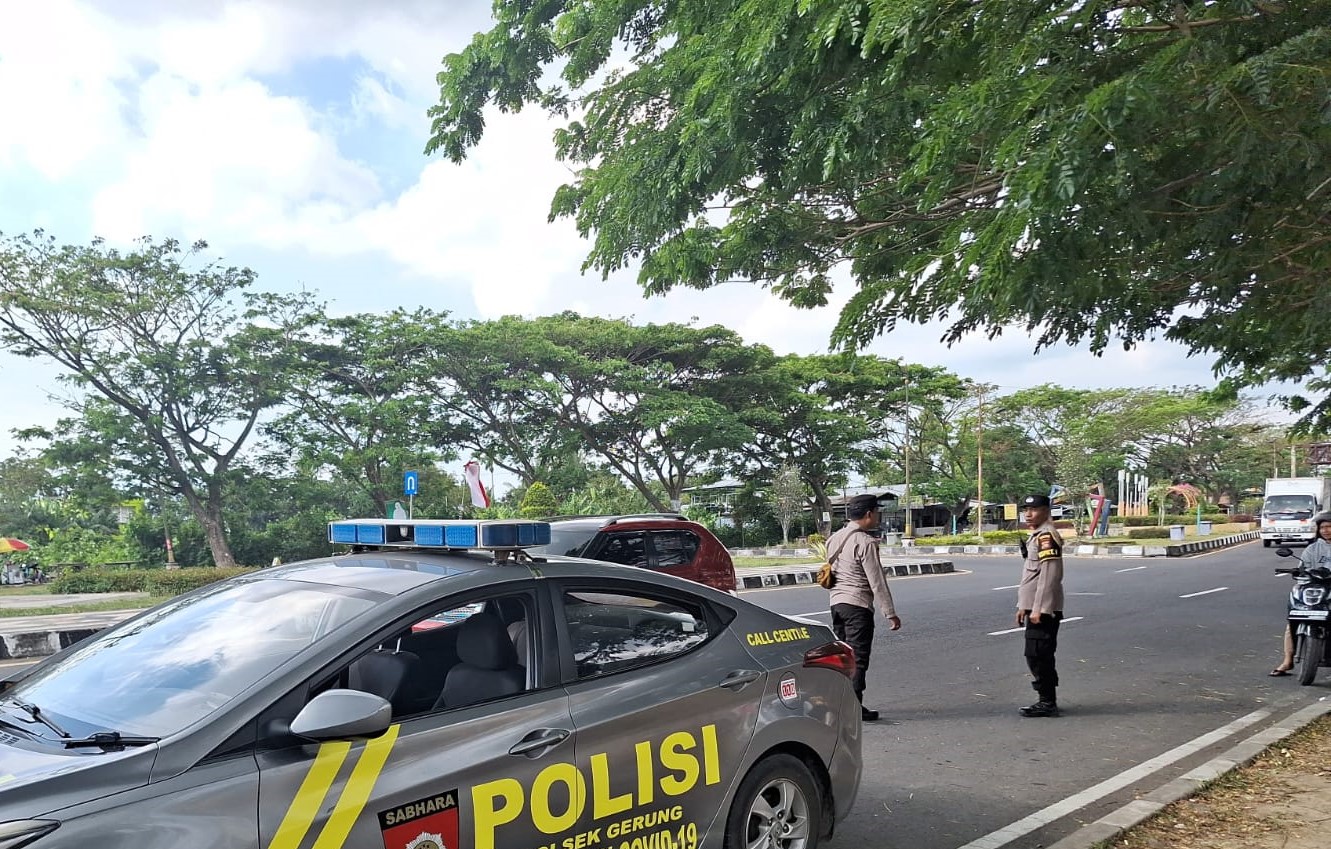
[1016,493,1065,717]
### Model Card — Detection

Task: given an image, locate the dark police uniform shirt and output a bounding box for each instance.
[1018,520,1064,615]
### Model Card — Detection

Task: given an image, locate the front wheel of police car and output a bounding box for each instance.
[723,753,822,849]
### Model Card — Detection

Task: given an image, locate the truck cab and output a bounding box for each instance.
[1261,477,1331,547]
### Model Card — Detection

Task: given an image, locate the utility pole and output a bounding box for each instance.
[1291,445,1297,477]
[976,384,985,544]
[903,372,913,541]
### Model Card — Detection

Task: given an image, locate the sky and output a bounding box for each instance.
[0,0,1268,472]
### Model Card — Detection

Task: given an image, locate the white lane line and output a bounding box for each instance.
[955,707,1272,849]
[1116,566,1148,573]
[1069,592,1104,596]
[992,584,1020,591]
[791,612,831,623]
[1180,587,1229,599]
[987,617,1084,636]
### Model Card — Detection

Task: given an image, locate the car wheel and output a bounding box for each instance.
[723,753,821,849]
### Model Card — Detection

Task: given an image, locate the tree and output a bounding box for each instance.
[770,463,807,545]
[268,309,456,517]
[730,353,876,530]
[0,233,315,567]
[519,482,559,519]
[430,2,1331,425]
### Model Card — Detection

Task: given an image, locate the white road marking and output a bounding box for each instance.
[1179,587,1228,599]
[1115,566,1148,573]
[1069,592,1104,596]
[987,616,1084,636]
[992,584,1020,591]
[954,708,1272,849]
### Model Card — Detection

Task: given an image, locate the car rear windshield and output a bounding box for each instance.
[537,524,601,557]
[10,578,379,739]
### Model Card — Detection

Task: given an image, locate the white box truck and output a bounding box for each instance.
[1260,477,1331,547]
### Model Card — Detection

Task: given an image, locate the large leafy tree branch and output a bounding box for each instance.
[429,1,1331,423]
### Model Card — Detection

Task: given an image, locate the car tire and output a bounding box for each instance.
[1263,540,1272,548]
[723,753,821,849]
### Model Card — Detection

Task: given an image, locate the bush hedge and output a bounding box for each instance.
[50,566,260,595]
[1116,513,1246,527]
[914,530,1027,546]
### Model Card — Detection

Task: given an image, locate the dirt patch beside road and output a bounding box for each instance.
[1097,713,1331,849]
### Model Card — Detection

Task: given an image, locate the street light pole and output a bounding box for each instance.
[903,373,913,541]
[976,384,985,544]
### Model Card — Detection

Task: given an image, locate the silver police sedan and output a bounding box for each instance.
[0,519,861,849]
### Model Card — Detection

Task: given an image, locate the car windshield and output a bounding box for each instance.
[535,524,601,557]
[9,577,379,739]
[1265,495,1316,516]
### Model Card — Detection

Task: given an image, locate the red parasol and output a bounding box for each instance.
[0,538,31,553]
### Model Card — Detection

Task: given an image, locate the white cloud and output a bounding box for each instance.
[91,75,381,244]
[0,1,135,179]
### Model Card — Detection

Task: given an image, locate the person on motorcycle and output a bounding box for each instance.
[1270,512,1331,676]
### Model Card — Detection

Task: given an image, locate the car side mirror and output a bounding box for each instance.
[1275,547,1294,558]
[290,689,392,741]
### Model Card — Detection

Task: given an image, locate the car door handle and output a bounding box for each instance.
[509,728,571,757]
[719,669,763,690]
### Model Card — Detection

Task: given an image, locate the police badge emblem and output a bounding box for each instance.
[406,832,446,849]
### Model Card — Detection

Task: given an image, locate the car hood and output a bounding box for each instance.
[0,732,154,816]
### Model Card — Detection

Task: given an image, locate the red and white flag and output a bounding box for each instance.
[463,460,490,508]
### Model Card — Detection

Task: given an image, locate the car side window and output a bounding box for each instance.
[561,589,709,679]
[597,532,649,568]
[650,530,699,569]
[335,593,533,719]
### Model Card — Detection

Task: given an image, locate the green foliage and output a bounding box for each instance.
[918,530,1027,546]
[519,482,559,518]
[431,2,1331,428]
[34,524,136,569]
[50,566,259,595]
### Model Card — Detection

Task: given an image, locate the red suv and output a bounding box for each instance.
[535,514,738,593]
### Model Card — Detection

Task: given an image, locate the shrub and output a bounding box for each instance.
[914,530,1027,546]
[1127,528,1167,540]
[50,566,259,595]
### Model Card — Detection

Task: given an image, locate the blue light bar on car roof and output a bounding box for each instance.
[327,519,552,551]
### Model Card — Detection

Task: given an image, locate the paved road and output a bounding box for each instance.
[747,541,1324,849]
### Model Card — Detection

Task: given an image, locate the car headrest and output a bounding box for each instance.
[457,612,518,670]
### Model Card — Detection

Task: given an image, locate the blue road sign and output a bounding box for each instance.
[403,471,419,496]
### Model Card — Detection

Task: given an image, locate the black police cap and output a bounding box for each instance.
[1021,494,1052,509]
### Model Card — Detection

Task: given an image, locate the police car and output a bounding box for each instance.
[0,519,862,849]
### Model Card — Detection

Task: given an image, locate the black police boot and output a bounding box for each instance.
[1019,701,1060,718]
[861,706,880,722]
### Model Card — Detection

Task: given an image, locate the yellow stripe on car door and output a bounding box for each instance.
[311,723,402,849]
[266,740,352,849]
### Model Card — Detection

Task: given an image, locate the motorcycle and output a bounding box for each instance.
[1275,547,1331,685]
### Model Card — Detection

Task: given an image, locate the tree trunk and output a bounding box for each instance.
[199,511,237,568]
[180,486,237,568]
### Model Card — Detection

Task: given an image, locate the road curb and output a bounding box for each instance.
[1045,699,1331,849]
[734,561,955,590]
[885,531,1257,559]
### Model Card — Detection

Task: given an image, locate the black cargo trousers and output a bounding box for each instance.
[1024,612,1062,703]
[831,603,875,702]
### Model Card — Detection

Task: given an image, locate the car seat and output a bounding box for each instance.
[348,650,422,715]
[436,613,525,709]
